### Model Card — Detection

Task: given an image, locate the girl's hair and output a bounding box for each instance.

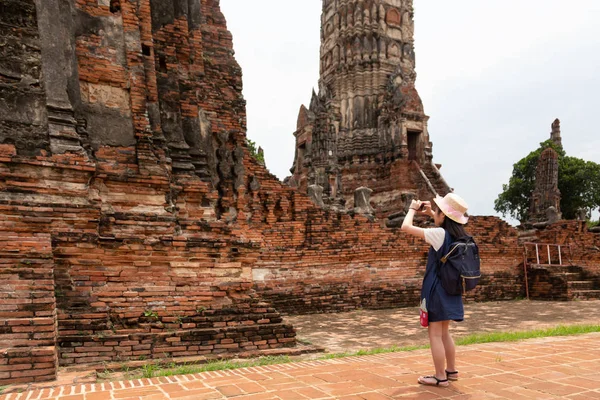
[433,207,469,239]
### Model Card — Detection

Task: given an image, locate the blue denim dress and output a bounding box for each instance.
[421,230,464,323]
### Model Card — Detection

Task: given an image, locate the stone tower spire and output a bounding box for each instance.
[550,118,562,147]
[288,0,450,217]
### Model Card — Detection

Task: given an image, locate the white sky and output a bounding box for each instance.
[220,0,600,220]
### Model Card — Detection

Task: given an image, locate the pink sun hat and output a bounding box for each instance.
[433,193,469,225]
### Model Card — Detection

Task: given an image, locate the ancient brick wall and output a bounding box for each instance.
[0,0,284,386]
[246,157,524,314]
[0,154,295,382]
[0,0,49,154]
[518,221,600,300]
[0,0,57,383]
[466,216,525,301]
[0,154,58,383]
[534,221,600,274]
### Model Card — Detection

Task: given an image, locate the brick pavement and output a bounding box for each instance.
[2,333,600,399]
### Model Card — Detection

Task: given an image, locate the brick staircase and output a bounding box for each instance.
[568,272,600,300]
[527,264,600,301]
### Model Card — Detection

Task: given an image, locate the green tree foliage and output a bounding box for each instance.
[559,156,600,219]
[245,138,265,164]
[495,140,600,222]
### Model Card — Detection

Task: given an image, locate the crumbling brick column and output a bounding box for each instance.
[0,200,58,384]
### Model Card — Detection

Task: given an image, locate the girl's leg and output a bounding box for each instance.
[442,321,458,377]
[421,321,447,383]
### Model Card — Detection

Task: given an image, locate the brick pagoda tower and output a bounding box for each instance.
[288,0,450,217]
[529,119,563,222]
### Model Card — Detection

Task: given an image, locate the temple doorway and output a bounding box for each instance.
[407,131,421,161]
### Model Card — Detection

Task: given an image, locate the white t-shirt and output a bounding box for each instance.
[424,227,445,252]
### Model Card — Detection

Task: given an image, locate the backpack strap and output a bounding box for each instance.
[435,230,454,274]
[441,243,460,263]
[441,235,474,263]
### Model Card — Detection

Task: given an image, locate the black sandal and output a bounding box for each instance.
[445,370,459,381]
[418,375,449,387]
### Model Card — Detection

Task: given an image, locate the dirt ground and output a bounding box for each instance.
[287,300,600,353]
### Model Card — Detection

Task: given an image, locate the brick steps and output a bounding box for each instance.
[570,290,600,300]
[567,280,595,290]
[58,322,298,367]
[529,265,582,274]
[60,342,324,374]
[529,263,600,301]
[562,272,587,282]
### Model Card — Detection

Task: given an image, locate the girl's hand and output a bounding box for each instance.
[410,200,434,216]
[409,199,421,211]
[421,201,434,217]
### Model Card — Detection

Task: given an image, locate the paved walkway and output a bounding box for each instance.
[3,333,600,399]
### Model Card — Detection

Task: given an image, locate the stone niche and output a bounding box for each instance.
[386,8,401,26]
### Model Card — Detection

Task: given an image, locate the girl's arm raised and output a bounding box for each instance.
[401,199,426,239]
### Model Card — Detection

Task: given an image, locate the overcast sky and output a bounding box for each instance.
[220,0,600,221]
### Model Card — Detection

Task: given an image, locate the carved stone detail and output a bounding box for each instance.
[354,187,375,216]
[530,146,561,223]
[308,184,325,208]
[287,0,449,217]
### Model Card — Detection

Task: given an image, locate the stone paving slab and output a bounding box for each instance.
[3,333,600,399]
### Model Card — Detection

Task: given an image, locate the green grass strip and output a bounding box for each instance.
[136,355,293,379]
[106,324,600,379]
[319,344,429,360]
[320,324,600,360]
[454,324,600,346]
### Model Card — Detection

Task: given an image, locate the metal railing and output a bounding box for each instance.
[522,242,573,300]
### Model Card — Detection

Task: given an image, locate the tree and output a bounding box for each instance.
[245,138,265,164]
[559,156,600,219]
[495,140,600,222]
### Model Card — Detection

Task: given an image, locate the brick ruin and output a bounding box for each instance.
[521,119,600,300]
[287,0,450,219]
[0,0,598,386]
[529,119,562,223]
[1,0,294,384]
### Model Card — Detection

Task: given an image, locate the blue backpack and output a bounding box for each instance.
[437,236,481,296]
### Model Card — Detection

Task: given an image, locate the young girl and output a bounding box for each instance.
[401,193,470,387]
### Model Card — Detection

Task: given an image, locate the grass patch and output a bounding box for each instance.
[319,324,600,360]
[296,337,313,345]
[319,344,429,360]
[454,324,600,346]
[126,355,293,379]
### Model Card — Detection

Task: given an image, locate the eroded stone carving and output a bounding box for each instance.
[353,187,375,216]
[287,0,449,218]
[529,122,562,223]
[308,184,325,208]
